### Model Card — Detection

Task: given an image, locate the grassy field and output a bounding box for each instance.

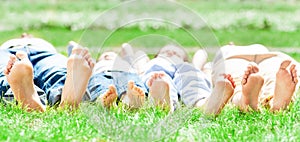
[0,0,300,141]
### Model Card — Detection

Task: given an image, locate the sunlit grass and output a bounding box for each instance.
[0,97,299,141]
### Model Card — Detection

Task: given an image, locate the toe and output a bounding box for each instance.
[128,80,134,89]
[72,47,83,55]
[280,60,292,70]
[88,58,95,69]
[110,85,117,94]
[242,78,247,85]
[3,68,9,75]
[16,51,29,60]
[252,65,259,73]
[290,64,296,73]
[244,70,250,76]
[9,54,17,61]
[84,53,91,60]
[80,48,89,57]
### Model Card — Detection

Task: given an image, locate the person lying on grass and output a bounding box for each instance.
[118,44,236,115]
[0,34,95,112]
[0,35,150,111]
[194,43,299,112]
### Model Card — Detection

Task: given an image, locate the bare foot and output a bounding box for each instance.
[21,33,33,38]
[147,72,173,111]
[271,60,298,111]
[4,51,45,112]
[192,49,208,70]
[236,63,264,111]
[197,74,235,115]
[60,47,95,108]
[120,43,134,60]
[67,41,81,57]
[97,85,118,108]
[122,81,145,108]
[132,50,150,75]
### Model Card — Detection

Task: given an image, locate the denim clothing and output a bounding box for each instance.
[142,57,212,110]
[3,86,47,105]
[0,47,67,106]
[88,70,148,102]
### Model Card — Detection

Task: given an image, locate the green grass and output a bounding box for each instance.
[0,99,299,141]
[1,0,300,141]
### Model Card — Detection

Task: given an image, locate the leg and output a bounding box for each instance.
[59,47,95,108]
[232,63,264,111]
[91,71,147,109]
[196,74,235,115]
[0,50,11,96]
[173,63,212,108]
[271,60,298,111]
[4,51,45,112]
[21,48,69,106]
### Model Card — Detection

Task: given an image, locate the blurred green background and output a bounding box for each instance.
[1,0,300,60]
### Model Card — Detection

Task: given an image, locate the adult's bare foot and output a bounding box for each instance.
[4,51,45,112]
[234,63,264,111]
[21,33,33,38]
[132,51,150,75]
[122,81,145,108]
[60,47,95,108]
[271,60,298,111]
[197,74,235,115]
[192,49,208,70]
[120,43,134,60]
[148,72,173,111]
[97,85,118,108]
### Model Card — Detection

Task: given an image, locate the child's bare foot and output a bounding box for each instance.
[122,81,145,108]
[60,47,95,108]
[4,51,45,112]
[271,60,298,111]
[237,63,264,111]
[197,74,235,115]
[97,85,118,108]
[148,72,173,111]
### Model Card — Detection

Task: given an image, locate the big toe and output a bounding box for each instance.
[72,47,84,55]
[280,60,292,69]
[121,43,134,55]
[16,51,29,60]
[79,48,89,57]
[128,80,134,89]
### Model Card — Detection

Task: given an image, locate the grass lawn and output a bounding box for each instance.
[0,0,300,141]
[0,100,299,141]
